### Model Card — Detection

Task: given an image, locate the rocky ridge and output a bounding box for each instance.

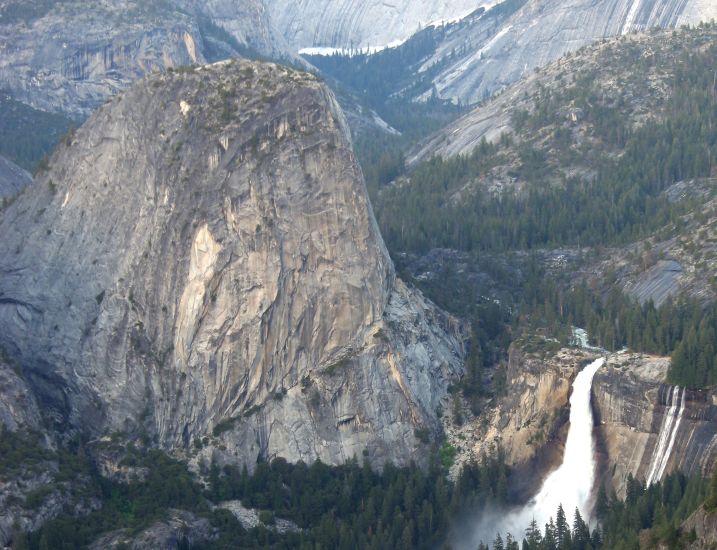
[0,0,292,118]
[409,25,715,166]
[412,0,717,106]
[0,58,464,469]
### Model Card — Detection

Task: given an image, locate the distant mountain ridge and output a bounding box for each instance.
[0,0,293,117]
[414,0,717,105]
[3,0,716,125]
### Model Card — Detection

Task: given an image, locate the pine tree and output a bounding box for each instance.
[543,518,558,550]
[555,505,571,548]
[524,518,543,549]
[572,508,590,549]
[10,524,29,550]
[493,533,505,550]
[505,533,520,550]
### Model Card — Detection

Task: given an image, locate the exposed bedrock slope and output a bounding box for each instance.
[418,0,717,106]
[0,0,292,118]
[593,355,717,498]
[0,59,464,468]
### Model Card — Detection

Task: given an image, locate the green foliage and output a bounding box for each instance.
[374,28,717,254]
[212,415,240,437]
[598,473,708,549]
[304,24,451,110]
[257,510,274,525]
[0,427,54,477]
[522,264,717,388]
[22,486,55,510]
[28,448,208,549]
[706,462,717,512]
[207,450,510,549]
[491,472,707,550]
[0,95,79,172]
[439,443,457,469]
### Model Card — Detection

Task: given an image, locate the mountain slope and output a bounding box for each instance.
[308,0,717,109]
[418,0,717,105]
[0,59,463,467]
[266,0,494,51]
[0,155,31,198]
[0,0,293,118]
[409,24,702,164]
[376,24,717,332]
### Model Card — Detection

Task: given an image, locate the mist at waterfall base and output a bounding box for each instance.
[454,358,605,549]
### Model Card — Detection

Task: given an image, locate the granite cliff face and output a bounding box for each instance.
[0,0,291,118]
[266,0,491,51]
[593,354,717,498]
[415,0,717,106]
[0,59,463,467]
[445,342,588,484]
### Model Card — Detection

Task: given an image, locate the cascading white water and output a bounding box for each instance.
[471,357,605,544]
[571,328,602,352]
[645,386,686,486]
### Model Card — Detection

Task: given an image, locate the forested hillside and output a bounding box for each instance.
[0,94,77,172]
[370,23,717,390]
[376,23,717,254]
[7,426,715,550]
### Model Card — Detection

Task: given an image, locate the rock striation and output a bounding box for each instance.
[415,0,717,106]
[0,59,464,468]
[593,353,717,498]
[266,0,491,51]
[445,342,589,487]
[0,0,292,118]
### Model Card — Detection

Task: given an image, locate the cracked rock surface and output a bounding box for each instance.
[0,0,292,117]
[0,59,464,468]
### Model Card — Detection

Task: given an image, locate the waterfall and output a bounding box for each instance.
[645,386,686,486]
[470,358,605,544]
